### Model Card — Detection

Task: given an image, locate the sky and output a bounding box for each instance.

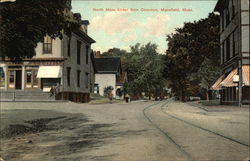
[72,0,218,54]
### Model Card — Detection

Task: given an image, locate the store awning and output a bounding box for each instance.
[210,75,224,90]
[220,68,237,87]
[211,65,250,90]
[37,66,62,78]
[242,65,249,86]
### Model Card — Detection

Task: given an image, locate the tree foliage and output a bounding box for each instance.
[165,13,221,101]
[0,0,79,60]
[103,43,166,99]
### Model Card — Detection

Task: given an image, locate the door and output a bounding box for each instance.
[15,70,22,89]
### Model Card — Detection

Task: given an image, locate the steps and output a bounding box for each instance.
[0,90,56,102]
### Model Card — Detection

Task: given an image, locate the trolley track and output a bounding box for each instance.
[143,102,194,161]
[160,101,250,148]
[143,100,249,161]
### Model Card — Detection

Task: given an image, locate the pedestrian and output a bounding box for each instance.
[49,86,55,97]
[108,91,113,103]
[125,94,130,103]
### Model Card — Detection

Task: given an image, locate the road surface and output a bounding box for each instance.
[0,100,249,161]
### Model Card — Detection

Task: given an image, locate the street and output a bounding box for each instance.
[0,100,249,161]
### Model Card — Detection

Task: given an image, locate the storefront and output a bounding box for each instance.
[4,65,40,90]
[0,65,6,90]
[211,65,250,105]
[37,66,62,91]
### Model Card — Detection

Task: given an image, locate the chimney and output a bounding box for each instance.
[73,13,81,21]
[95,51,101,58]
[81,20,90,34]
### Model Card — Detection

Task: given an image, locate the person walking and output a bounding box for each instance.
[125,94,130,103]
[108,91,113,103]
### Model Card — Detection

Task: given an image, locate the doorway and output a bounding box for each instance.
[15,70,22,89]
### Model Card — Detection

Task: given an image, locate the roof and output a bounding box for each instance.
[81,20,90,25]
[94,57,121,74]
[74,30,96,44]
[214,0,226,12]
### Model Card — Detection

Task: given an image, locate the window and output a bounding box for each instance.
[77,70,81,87]
[26,71,32,83]
[226,37,230,61]
[232,1,235,18]
[43,36,52,53]
[226,8,230,26]
[223,40,227,63]
[221,44,224,64]
[86,45,89,64]
[234,28,239,56]
[68,37,71,57]
[221,13,224,31]
[232,33,235,57]
[25,70,38,88]
[0,67,5,88]
[9,71,15,83]
[85,73,89,89]
[67,67,71,86]
[94,84,99,94]
[33,70,38,88]
[77,41,81,65]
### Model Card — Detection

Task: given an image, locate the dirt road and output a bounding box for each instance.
[0,100,249,161]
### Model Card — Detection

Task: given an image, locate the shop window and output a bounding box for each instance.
[26,70,39,88]
[33,70,39,87]
[26,71,32,83]
[43,36,52,54]
[9,71,15,83]
[0,68,5,88]
[9,71,15,88]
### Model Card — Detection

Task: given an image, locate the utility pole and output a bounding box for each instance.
[238,0,242,107]
[238,61,242,107]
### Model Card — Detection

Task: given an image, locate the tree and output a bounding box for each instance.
[125,43,166,99]
[101,43,166,100]
[0,0,79,60]
[165,13,220,101]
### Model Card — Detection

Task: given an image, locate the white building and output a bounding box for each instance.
[0,17,96,102]
[94,57,127,98]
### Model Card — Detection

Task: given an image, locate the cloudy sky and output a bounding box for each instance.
[72,1,217,54]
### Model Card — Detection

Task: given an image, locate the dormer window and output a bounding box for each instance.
[43,36,52,54]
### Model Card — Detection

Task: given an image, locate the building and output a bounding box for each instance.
[212,0,250,105]
[94,56,127,99]
[0,15,96,102]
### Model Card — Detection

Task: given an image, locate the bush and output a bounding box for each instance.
[199,100,220,106]
[103,86,114,97]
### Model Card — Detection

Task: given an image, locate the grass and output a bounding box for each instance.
[89,98,124,104]
[199,99,221,106]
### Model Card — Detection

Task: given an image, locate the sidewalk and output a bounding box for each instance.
[187,101,249,112]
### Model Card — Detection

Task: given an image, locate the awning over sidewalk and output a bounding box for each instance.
[210,75,224,90]
[242,65,249,86]
[220,69,237,87]
[211,65,250,90]
[37,66,62,78]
